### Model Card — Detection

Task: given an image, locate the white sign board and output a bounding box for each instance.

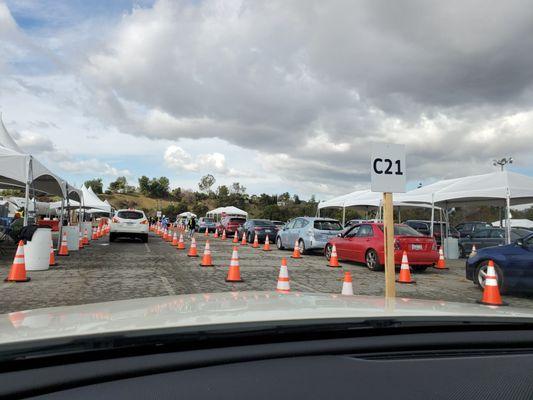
[156,210,162,218]
[370,143,406,193]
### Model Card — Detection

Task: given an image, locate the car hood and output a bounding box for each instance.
[2,292,533,346]
[476,242,522,255]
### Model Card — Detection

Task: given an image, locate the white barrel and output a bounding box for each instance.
[81,222,93,241]
[443,237,459,259]
[25,228,52,271]
[63,225,80,251]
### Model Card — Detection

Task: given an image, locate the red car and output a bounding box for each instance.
[325,223,438,272]
[216,216,246,237]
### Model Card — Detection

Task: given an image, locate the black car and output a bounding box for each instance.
[455,221,493,238]
[404,220,459,245]
[459,227,533,258]
[238,219,279,243]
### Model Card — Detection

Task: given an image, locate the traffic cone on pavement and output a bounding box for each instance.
[204,227,209,237]
[222,229,227,240]
[328,244,340,267]
[477,260,507,306]
[92,227,98,240]
[214,230,219,239]
[263,235,271,251]
[232,232,239,243]
[177,233,186,250]
[396,251,416,284]
[435,246,448,270]
[83,228,90,245]
[226,246,243,282]
[252,233,259,248]
[187,237,198,257]
[341,271,354,295]
[171,231,178,246]
[5,241,30,282]
[49,242,57,267]
[470,244,477,257]
[200,240,214,267]
[291,240,302,259]
[241,232,247,246]
[276,257,290,293]
[58,232,69,256]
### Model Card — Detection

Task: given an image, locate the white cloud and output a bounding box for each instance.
[59,159,131,177]
[164,145,229,174]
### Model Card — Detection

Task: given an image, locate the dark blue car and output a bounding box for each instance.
[465,233,533,293]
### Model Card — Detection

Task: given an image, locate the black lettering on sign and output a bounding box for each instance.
[384,159,393,174]
[395,159,403,175]
[373,158,383,174]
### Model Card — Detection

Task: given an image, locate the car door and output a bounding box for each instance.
[486,229,505,248]
[506,235,533,290]
[471,229,491,249]
[290,219,305,246]
[353,224,374,262]
[335,225,359,260]
[280,219,296,246]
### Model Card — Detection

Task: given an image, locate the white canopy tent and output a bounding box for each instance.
[206,206,248,220]
[177,211,197,218]
[398,171,533,243]
[492,219,533,229]
[81,186,111,212]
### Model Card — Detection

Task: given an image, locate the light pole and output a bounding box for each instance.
[493,157,513,171]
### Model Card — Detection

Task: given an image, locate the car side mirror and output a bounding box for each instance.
[337,233,342,237]
[516,238,524,247]
[466,234,472,239]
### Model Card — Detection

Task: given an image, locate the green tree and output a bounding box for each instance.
[198,174,216,194]
[108,176,127,192]
[138,176,150,195]
[84,178,103,194]
[230,182,246,195]
[170,187,182,201]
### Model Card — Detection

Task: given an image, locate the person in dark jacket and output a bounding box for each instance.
[188,216,196,238]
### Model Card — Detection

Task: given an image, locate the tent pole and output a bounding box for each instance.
[342,205,346,226]
[58,197,65,249]
[23,156,32,226]
[398,207,401,223]
[430,194,435,237]
[506,189,511,245]
[439,208,444,254]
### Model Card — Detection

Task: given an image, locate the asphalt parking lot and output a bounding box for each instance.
[1,231,533,314]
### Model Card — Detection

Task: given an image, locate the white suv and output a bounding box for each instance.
[110,209,149,242]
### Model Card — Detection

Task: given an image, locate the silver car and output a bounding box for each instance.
[275,217,343,253]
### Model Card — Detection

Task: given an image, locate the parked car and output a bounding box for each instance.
[216,216,246,237]
[110,209,149,242]
[276,217,343,254]
[198,217,217,232]
[325,223,438,272]
[345,219,380,228]
[237,219,279,243]
[466,233,533,293]
[270,220,285,228]
[459,228,532,258]
[403,220,459,245]
[455,221,493,238]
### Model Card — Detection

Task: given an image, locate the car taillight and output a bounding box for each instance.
[254,227,264,231]
[394,240,401,250]
[112,217,119,223]
[140,219,148,224]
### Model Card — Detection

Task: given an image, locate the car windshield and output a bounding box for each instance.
[117,211,144,220]
[4,0,533,364]
[314,220,342,230]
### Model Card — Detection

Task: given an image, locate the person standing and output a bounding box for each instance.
[188,216,196,238]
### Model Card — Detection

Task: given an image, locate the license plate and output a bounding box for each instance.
[126,222,135,225]
[411,244,423,251]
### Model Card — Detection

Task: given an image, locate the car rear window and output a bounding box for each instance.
[229,218,246,223]
[314,220,342,230]
[378,225,423,236]
[117,211,144,220]
[253,220,274,226]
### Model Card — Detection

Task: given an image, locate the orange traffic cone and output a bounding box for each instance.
[92,227,98,240]
[200,240,214,267]
[204,227,209,237]
[49,242,57,267]
[328,244,340,267]
[58,232,69,256]
[276,257,290,293]
[96,226,101,239]
[171,231,178,246]
[470,244,477,257]
[252,233,259,248]
[263,235,271,251]
[341,271,354,295]
[435,246,448,270]
[396,251,415,284]
[221,229,227,240]
[241,232,247,246]
[291,240,301,259]
[232,232,239,243]
[226,246,243,282]
[78,231,84,249]
[5,241,30,282]
[477,260,507,306]
[83,228,90,245]
[177,233,185,250]
[214,229,219,239]
[187,237,198,257]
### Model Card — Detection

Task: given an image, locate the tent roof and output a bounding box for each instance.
[318,189,437,210]
[398,171,533,207]
[177,211,196,218]
[81,186,111,211]
[491,219,533,228]
[206,206,248,216]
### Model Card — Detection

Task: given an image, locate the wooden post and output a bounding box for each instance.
[383,192,396,299]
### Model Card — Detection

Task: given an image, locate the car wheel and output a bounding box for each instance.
[411,265,428,272]
[365,249,383,271]
[475,261,506,293]
[459,245,466,259]
[298,239,306,254]
[109,233,116,242]
[142,234,148,243]
[325,244,332,260]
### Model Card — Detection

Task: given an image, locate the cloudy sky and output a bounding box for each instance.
[1,0,533,199]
